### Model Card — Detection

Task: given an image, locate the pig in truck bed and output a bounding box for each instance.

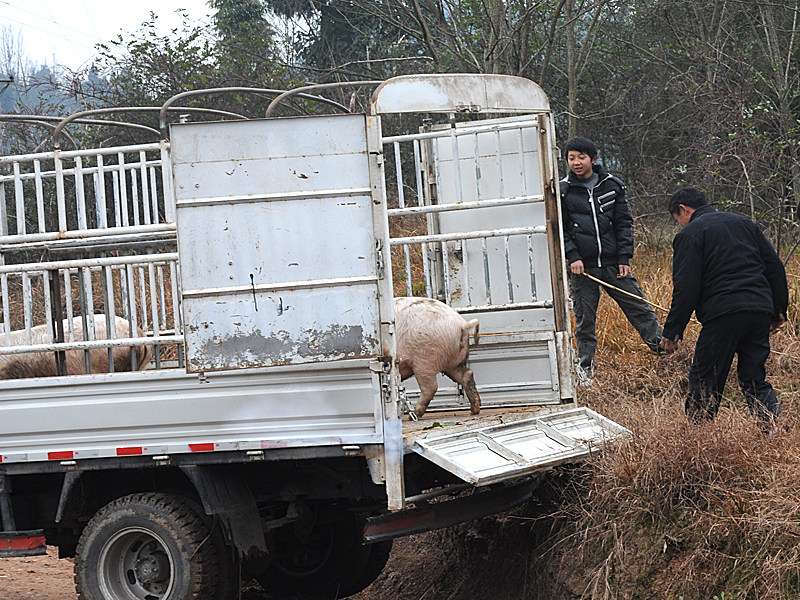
[0,74,627,600]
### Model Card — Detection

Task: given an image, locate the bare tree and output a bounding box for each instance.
[0,24,38,88]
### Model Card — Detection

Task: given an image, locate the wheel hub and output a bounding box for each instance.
[135,550,170,584]
[98,529,175,599]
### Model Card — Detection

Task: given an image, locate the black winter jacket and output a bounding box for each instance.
[663,205,789,340]
[560,164,634,268]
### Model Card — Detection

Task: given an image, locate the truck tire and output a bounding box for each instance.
[336,539,393,597]
[256,511,358,598]
[209,520,240,600]
[256,511,391,599]
[185,500,241,600]
[74,492,219,600]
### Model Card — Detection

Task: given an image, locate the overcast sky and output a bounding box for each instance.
[2,0,213,71]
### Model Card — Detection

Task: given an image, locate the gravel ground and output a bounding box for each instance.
[0,538,422,600]
[0,547,77,600]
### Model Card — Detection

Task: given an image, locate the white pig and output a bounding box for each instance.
[394,296,480,418]
[0,315,153,379]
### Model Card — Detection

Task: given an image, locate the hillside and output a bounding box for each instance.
[349,250,800,600]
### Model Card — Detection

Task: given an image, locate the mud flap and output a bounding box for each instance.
[181,464,267,558]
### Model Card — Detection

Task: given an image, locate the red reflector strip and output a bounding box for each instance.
[0,535,46,551]
[117,447,143,456]
[48,451,74,460]
[189,443,215,452]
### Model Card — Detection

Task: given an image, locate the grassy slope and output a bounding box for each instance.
[354,249,800,600]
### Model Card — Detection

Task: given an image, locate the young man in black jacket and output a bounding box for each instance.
[561,137,662,378]
[661,187,788,427]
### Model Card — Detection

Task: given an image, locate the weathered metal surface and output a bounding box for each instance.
[171,115,386,371]
[384,110,563,412]
[371,74,550,114]
[0,530,47,557]
[183,294,380,371]
[0,361,382,460]
[407,407,629,486]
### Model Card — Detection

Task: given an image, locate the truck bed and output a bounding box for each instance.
[402,405,565,440]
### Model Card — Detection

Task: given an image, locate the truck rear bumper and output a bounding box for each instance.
[0,529,47,557]
[363,476,537,543]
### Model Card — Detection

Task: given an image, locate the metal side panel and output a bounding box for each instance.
[0,361,383,462]
[408,407,629,486]
[402,335,561,411]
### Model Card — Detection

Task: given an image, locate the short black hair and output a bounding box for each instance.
[565,137,597,159]
[669,186,707,215]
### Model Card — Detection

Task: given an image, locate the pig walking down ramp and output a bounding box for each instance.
[394,297,481,418]
[0,315,153,379]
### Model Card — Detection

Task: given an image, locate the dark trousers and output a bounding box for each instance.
[570,266,663,373]
[686,311,780,424]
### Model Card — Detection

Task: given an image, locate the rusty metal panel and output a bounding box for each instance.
[171,115,384,372]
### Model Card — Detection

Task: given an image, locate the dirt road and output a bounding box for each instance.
[0,545,391,600]
[0,547,77,600]
[0,536,431,600]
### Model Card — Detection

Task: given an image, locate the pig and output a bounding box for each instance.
[394,296,481,418]
[0,315,153,379]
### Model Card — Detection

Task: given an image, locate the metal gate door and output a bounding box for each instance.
[419,115,554,327]
[381,97,571,410]
[170,115,391,372]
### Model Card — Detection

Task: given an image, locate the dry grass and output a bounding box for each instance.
[553,251,800,600]
[389,213,429,298]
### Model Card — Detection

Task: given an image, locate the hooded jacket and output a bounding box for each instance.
[662,205,788,340]
[560,163,634,268]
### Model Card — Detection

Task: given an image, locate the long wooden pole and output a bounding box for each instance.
[581,271,699,324]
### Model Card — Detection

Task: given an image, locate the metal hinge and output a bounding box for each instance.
[376,238,385,276]
[381,372,392,404]
[399,384,417,421]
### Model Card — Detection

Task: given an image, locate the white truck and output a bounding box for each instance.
[0,74,625,600]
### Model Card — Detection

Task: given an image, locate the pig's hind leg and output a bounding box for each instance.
[445,365,481,415]
[413,371,439,418]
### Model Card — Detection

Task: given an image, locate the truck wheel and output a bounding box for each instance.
[74,492,219,600]
[188,502,241,600]
[336,539,393,597]
[256,511,359,598]
[256,511,392,599]
[209,520,241,600]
